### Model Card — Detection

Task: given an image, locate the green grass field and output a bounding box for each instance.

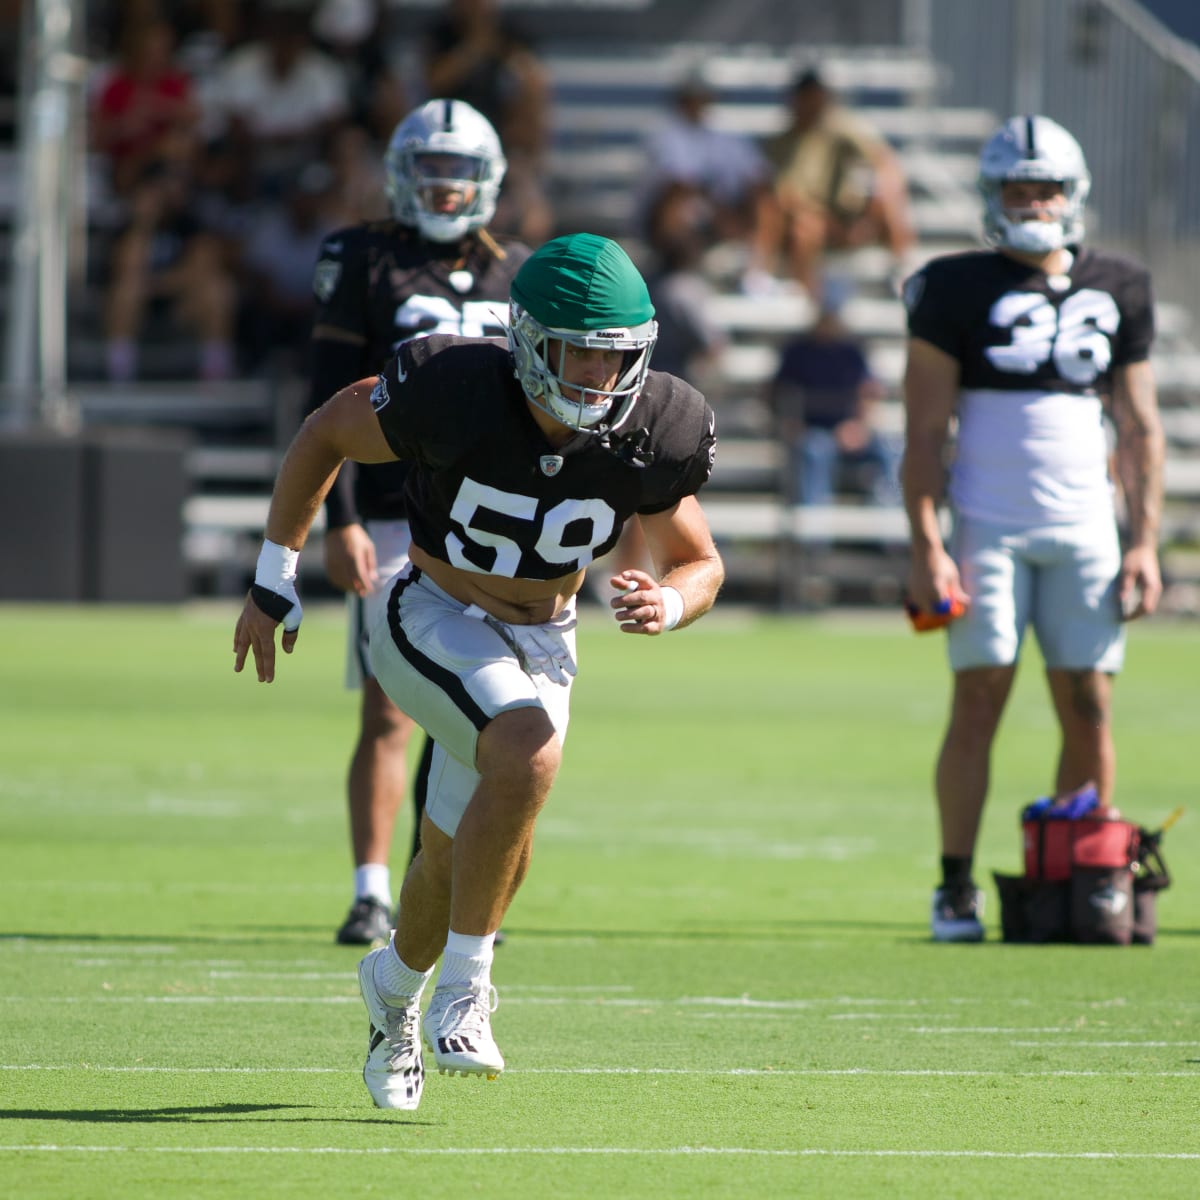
[2,602,1197,1199]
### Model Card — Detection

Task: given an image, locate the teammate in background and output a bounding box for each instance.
[307,99,531,945]
[901,115,1164,942]
[234,232,723,1110]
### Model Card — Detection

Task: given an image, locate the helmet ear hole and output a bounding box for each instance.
[508,305,547,401]
[511,338,537,393]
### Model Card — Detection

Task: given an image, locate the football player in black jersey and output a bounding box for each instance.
[234,233,723,1109]
[901,115,1165,942]
[308,99,532,946]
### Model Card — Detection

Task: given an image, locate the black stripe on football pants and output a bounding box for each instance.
[409,735,433,863]
[385,567,492,735]
[352,591,371,680]
[359,582,432,863]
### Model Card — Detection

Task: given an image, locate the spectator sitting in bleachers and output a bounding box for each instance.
[422,0,553,245]
[312,0,408,145]
[768,278,899,507]
[639,68,781,297]
[643,182,728,387]
[189,132,260,275]
[90,17,201,200]
[101,128,238,383]
[205,2,349,198]
[236,160,340,378]
[761,68,915,302]
[322,121,390,227]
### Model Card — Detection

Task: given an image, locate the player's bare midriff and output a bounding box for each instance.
[410,544,585,625]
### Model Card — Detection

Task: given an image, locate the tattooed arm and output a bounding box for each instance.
[1111,358,1165,619]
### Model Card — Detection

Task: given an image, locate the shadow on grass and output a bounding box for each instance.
[473,921,918,940]
[0,931,335,946]
[1,1102,436,1127]
[490,923,1200,946]
[5,924,1198,946]
[1,924,915,945]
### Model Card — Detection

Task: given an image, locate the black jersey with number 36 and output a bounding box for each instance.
[369,335,717,580]
[904,246,1154,394]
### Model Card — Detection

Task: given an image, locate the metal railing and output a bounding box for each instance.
[2,0,87,431]
[924,0,1200,315]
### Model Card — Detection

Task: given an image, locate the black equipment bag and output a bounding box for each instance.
[995,821,1172,946]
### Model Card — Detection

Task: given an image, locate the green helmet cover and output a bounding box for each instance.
[511,233,655,330]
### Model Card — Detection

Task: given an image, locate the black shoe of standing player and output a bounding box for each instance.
[337,896,392,945]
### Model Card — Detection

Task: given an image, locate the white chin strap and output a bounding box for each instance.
[1004,218,1066,254]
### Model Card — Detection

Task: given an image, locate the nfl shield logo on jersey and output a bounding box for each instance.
[369,377,390,412]
[539,454,564,477]
[901,270,925,313]
[313,258,341,303]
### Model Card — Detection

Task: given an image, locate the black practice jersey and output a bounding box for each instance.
[904,246,1154,395]
[369,336,718,581]
[310,220,530,522]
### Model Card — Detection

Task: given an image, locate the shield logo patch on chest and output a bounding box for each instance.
[539,455,564,477]
[313,258,341,303]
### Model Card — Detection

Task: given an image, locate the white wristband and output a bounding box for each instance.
[660,585,684,631]
[255,539,299,590]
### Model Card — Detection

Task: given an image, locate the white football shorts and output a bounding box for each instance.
[367,564,576,836]
[946,513,1125,674]
[344,519,412,689]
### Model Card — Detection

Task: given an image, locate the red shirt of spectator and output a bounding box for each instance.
[92,21,197,194]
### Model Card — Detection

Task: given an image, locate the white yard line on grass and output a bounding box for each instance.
[1,1146,1198,1160]
[1010,1040,1200,1047]
[0,881,345,894]
[4,1064,1198,1078]
[909,1027,1114,1034]
[3,993,1196,1029]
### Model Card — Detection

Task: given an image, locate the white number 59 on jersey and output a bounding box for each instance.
[447,479,617,576]
[985,288,1120,385]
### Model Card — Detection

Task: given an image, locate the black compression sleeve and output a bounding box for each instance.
[308,336,364,416]
[323,463,357,530]
[309,336,367,529]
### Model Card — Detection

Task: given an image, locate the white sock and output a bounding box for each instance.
[373,938,434,1005]
[355,864,391,906]
[436,930,496,990]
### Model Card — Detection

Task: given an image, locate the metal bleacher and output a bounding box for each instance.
[30,38,1199,610]
[536,42,1200,610]
[538,43,985,605]
[545,45,990,250]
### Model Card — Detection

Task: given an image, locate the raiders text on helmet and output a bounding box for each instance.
[508,233,658,435]
[978,115,1090,254]
[384,99,507,242]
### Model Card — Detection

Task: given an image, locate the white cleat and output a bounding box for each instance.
[423,982,504,1079]
[357,947,425,1110]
